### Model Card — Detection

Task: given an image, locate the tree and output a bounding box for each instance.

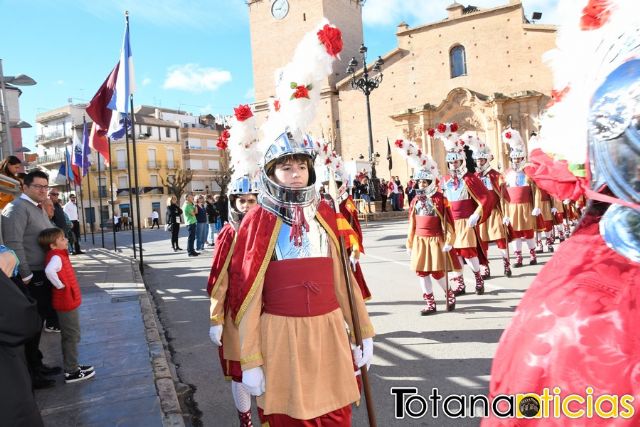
[212,150,232,196]
[161,169,193,202]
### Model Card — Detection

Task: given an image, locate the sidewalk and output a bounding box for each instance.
[34,248,183,427]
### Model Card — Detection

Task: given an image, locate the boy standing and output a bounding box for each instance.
[39,228,95,383]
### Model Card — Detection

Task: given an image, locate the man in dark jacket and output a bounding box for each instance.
[0,254,44,426]
[48,189,67,230]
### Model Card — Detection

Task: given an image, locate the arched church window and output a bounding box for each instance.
[450,45,467,78]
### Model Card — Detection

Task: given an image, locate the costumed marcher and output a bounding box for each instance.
[466,132,513,278]
[484,1,640,424]
[396,138,460,315]
[315,140,372,301]
[207,103,261,427]
[529,132,557,254]
[431,123,494,296]
[227,21,375,426]
[502,128,541,267]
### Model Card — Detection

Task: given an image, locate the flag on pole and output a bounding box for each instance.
[65,148,80,185]
[86,13,136,164]
[82,117,91,176]
[386,138,393,170]
[55,160,67,186]
[70,133,82,184]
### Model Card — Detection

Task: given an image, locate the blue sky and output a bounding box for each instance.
[0,0,558,151]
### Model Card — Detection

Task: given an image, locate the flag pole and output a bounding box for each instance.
[86,168,95,245]
[130,94,144,273]
[97,152,105,248]
[108,137,118,252]
[124,118,137,259]
[75,181,86,242]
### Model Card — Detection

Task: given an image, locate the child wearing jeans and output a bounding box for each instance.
[39,228,95,383]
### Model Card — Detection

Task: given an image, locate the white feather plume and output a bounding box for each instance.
[227,107,261,182]
[393,138,440,179]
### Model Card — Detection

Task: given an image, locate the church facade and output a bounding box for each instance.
[247,0,557,181]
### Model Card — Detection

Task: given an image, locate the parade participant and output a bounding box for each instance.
[485,1,640,424]
[467,132,512,278]
[207,103,260,427]
[315,140,371,301]
[431,123,494,296]
[397,139,460,314]
[227,21,375,425]
[502,128,540,267]
[534,187,556,253]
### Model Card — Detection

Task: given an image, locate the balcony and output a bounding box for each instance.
[35,152,66,166]
[36,131,68,145]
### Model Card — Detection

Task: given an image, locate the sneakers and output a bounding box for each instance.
[44,323,61,333]
[65,366,96,384]
[421,293,436,316]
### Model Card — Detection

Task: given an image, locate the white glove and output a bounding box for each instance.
[531,207,541,216]
[208,325,222,347]
[349,252,358,272]
[442,244,453,253]
[503,216,511,226]
[551,207,558,214]
[406,247,412,256]
[352,338,374,371]
[242,367,266,396]
[467,213,480,228]
[563,199,571,205]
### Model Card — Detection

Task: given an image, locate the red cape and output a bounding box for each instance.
[442,173,495,224]
[523,149,587,202]
[206,223,236,296]
[228,202,342,325]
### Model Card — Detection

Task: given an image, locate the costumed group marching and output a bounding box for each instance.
[202,2,640,423]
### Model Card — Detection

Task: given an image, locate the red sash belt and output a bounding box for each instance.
[415,216,442,237]
[263,257,339,317]
[450,199,476,220]
[507,186,532,204]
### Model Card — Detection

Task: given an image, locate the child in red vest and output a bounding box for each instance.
[39,228,95,384]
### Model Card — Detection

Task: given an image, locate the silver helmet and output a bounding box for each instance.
[227,175,259,226]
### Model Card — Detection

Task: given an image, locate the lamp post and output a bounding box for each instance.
[0,59,37,158]
[347,44,384,200]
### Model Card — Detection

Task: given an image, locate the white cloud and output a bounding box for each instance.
[363,0,560,27]
[56,80,64,85]
[142,77,152,86]
[163,64,232,93]
[244,87,255,100]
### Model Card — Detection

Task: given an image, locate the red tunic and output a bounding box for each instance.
[484,214,640,426]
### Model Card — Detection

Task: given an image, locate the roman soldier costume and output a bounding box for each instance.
[226,21,375,426]
[430,123,495,296]
[502,129,540,267]
[207,104,261,427]
[467,132,512,278]
[484,2,640,424]
[397,139,461,315]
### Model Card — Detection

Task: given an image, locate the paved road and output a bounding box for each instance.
[93,219,550,426]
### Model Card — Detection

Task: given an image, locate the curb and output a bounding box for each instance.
[132,260,186,427]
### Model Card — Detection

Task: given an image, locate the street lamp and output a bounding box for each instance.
[347,44,384,200]
[0,59,37,158]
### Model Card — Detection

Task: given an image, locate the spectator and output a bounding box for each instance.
[165,196,182,252]
[406,179,416,205]
[205,195,218,246]
[0,155,22,209]
[42,199,55,224]
[40,228,95,384]
[2,170,62,389]
[113,212,121,232]
[151,209,160,229]
[395,176,405,210]
[195,195,207,251]
[216,194,229,223]
[121,213,130,231]
[379,178,388,212]
[352,179,362,199]
[182,194,198,257]
[63,194,83,255]
[0,252,44,426]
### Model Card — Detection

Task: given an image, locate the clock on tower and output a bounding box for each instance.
[271,0,289,20]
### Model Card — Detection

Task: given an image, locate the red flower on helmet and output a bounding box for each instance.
[273,99,281,112]
[394,139,403,148]
[437,123,447,133]
[234,105,253,122]
[505,131,512,139]
[427,128,435,137]
[290,83,312,100]
[317,24,344,57]
[450,122,459,133]
[580,0,611,30]
[546,86,571,109]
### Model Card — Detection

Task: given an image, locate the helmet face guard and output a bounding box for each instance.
[228,175,259,226]
[263,132,316,182]
[446,151,467,175]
